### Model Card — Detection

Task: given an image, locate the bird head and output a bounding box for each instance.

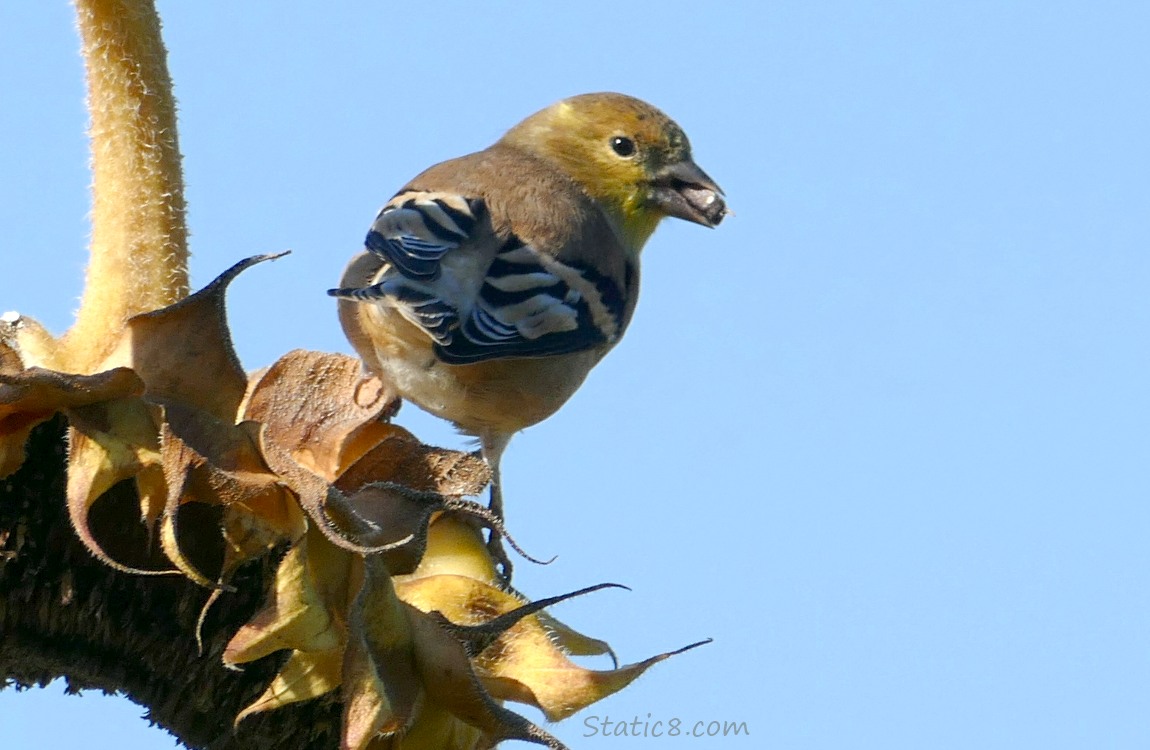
[499,92,727,251]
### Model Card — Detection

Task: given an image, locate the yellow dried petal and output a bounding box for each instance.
[220,476,306,561]
[225,531,346,666]
[235,648,343,724]
[405,605,562,749]
[0,331,25,375]
[366,702,482,750]
[396,515,498,585]
[65,397,173,575]
[157,419,303,584]
[397,572,703,723]
[0,366,143,478]
[0,313,60,371]
[533,611,616,663]
[486,631,711,722]
[342,557,421,748]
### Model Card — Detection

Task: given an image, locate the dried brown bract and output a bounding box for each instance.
[1,257,704,750]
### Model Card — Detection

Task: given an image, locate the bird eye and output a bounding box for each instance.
[610,136,636,157]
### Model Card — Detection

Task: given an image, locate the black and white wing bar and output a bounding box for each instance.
[330,192,626,364]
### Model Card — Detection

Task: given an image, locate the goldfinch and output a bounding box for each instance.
[330,92,725,574]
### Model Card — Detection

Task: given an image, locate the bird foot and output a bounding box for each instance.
[487,534,515,583]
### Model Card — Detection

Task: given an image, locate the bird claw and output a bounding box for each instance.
[440,495,553,583]
[488,534,515,583]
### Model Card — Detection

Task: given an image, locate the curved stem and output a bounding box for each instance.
[63,0,188,372]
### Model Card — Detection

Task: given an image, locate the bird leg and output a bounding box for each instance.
[481,433,514,580]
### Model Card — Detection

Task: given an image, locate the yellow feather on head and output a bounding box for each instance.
[500,92,696,252]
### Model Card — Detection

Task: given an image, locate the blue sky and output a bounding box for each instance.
[3,2,1150,748]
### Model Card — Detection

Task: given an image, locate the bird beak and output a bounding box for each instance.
[650,160,727,228]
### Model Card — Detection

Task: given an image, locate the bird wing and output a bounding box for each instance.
[329,190,626,364]
[364,192,483,280]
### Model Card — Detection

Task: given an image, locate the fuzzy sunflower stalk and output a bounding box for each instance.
[0,2,717,749]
